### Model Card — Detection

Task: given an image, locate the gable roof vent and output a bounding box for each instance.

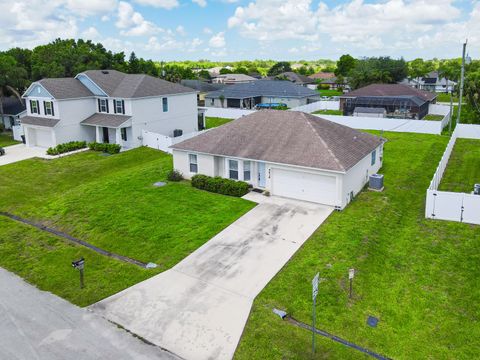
[101,70,109,75]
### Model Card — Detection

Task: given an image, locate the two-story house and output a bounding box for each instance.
[21,70,198,149]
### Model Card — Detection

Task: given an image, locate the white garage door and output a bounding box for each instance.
[272,168,337,205]
[33,128,53,148]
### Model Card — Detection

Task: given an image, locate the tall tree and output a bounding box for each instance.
[0,54,28,126]
[335,54,356,76]
[267,62,292,76]
[128,52,140,74]
[464,70,480,118]
[348,57,408,89]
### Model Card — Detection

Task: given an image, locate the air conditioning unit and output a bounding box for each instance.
[369,174,384,191]
[173,129,183,137]
[474,184,480,195]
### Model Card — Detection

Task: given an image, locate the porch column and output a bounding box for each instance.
[115,128,121,145]
[95,126,101,143]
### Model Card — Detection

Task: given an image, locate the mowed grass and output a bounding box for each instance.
[206,116,232,129]
[424,114,444,121]
[317,89,343,97]
[235,132,480,360]
[439,138,480,193]
[0,132,19,147]
[0,147,255,305]
[312,109,343,115]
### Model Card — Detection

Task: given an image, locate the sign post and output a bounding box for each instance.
[312,272,319,354]
[348,268,355,299]
[72,258,85,289]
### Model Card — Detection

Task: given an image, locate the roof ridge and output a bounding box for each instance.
[301,112,345,172]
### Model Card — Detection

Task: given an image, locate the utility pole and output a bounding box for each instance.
[456,40,467,124]
[449,91,453,133]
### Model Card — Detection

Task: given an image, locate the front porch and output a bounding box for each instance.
[81,113,133,149]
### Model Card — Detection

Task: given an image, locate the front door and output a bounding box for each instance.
[102,127,109,143]
[257,162,266,188]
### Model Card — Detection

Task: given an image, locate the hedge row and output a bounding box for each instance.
[46,141,87,155]
[88,142,121,154]
[191,174,250,197]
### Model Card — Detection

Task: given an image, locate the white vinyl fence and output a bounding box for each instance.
[202,107,255,119]
[290,100,339,113]
[12,125,24,141]
[142,130,205,154]
[425,124,480,225]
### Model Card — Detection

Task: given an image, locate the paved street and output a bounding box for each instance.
[92,193,333,360]
[0,267,177,360]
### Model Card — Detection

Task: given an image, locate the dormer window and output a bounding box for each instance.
[98,98,109,113]
[44,101,54,116]
[30,100,39,114]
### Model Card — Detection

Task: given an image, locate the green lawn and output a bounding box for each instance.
[423,114,444,121]
[312,109,343,115]
[439,138,480,193]
[0,132,20,147]
[317,89,343,97]
[435,93,458,103]
[0,147,255,306]
[206,116,232,129]
[235,132,480,359]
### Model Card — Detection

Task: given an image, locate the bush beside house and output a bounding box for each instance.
[46,141,87,155]
[88,142,121,154]
[191,175,250,197]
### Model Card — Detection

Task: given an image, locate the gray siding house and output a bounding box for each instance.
[21,70,198,149]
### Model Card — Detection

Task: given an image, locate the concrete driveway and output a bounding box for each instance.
[0,267,177,360]
[0,144,47,166]
[91,193,333,360]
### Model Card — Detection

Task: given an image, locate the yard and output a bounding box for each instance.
[435,93,458,103]
[424,114,444,121]
[0,147,255,306]
[235,132,480,359]
[317,89,343,97]
[312,109,343,115]
[439,138,480,193]
[0,132,19,147]
[206,116,232,129]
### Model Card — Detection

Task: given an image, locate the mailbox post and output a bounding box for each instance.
[348,268,355,299]
[311,272,319,354]
[72,258,85,289]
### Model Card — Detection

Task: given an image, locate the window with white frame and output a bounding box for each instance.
[99,98,108,113]
[243,161,251,181]
[44,101,54,116]
[162,97,168,112]
[30,100,39,114]
[114,99,124,114]
[189,154,198,173]
[229,159,238,180]
[371,149,376,166]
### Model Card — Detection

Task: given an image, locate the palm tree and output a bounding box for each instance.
[0,54,27,130]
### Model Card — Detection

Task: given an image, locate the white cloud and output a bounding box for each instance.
[116,1,161,36]
[81,26,100,40]
[66,0,117,17]
[134,0,179,9]
[203,27,213,34]
[145,35,203,52]
[176,25,186,36]
[209,31,225,48]
[193,0,207,7]
[101,15,110,22]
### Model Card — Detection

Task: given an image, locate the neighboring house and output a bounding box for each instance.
[400,71,457,93]
[172,110,384,209]
[207,66,232,78]
[340,84,437,120]
[212,74,256,85]
[180,80,225,106]
[21,69,198,149]
[353,107,386,118]
[320,76,349,91]
[205,80,320,109]
[1,97,26,129]
[274,72,315,87]
[309,72,336,81]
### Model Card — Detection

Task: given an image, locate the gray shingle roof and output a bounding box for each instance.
[343,84,436,102]
[276,72,314,85]
[180,80,225,92]
[171,110,383,172]
[81,70,195,98]
[20,116,60,127]
[1,97,26,115]
[81,113,131,128]
[38,78,93,99]
[205,80,319,99]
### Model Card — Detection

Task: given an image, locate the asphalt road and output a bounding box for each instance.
[0,267,178,360]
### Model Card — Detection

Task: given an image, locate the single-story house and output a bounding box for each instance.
[212,74,256,85]
[205,80,320,109]
[180,80,225,106]
[274,72,315,87]
[399,71,457,93]
[340,84,437,119]
[309,72,336,81]
[1,97,26,129]
[353,107,386,118]
[171,110,384,209]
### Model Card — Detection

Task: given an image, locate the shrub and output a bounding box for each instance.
[191,174,250,197]
[167,169,183,182]
[317,83,330,90]
[46,141,87,155]
[88,142,121,154]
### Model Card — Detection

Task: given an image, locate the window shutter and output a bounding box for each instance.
[98,99,101,112]
[29,100,32,113]
[51,102,55,116]
[113,100,117,114]
[106,100,109,113]
[122,100,125,114]
[37,100,40,114]
[43,101,46,115]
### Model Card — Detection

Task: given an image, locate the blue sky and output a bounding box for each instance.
[0,0,478,61]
